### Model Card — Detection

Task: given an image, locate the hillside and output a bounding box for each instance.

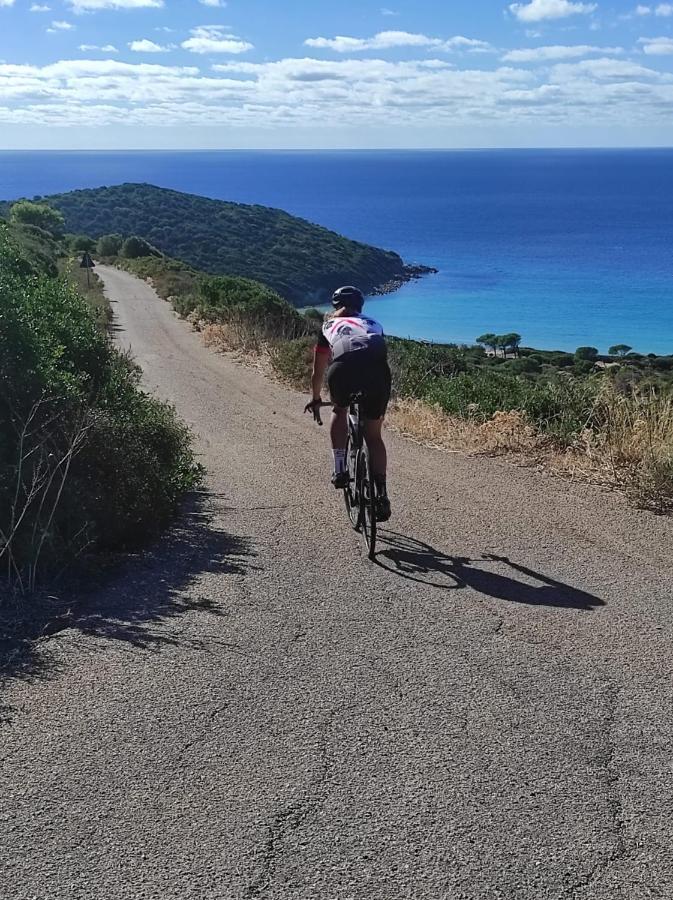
[14,183,407,306]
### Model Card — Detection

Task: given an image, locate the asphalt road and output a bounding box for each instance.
[2,265,673,900]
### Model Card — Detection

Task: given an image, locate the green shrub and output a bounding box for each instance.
[68,234,96,252]
[97,233,123,256]
[270,336,315,389]
[121,235,160,259]
[504,357,541,375]
[0,227,201,592]
[9,200,65,237]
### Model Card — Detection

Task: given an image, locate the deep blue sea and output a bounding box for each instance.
[2,149,673,355]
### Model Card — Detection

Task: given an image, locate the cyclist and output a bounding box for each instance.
[305,285,392,522]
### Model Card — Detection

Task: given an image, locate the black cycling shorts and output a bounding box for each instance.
[327,347,391,419]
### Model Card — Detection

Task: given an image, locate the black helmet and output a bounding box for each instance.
[331,285,364,311]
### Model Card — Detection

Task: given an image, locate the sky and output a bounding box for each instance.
[2,0,673,148]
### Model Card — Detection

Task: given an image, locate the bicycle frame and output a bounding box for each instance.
[309,396,377,559]
[344,396,377,558]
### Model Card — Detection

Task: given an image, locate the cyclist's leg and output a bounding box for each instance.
[362,355,391,477]
[330,406,348,451]
[363,417,386,478]
[327,358,350,451]
[326,358,351,486]
[362,357,392,519]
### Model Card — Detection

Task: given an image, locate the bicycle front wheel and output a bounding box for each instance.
[360,449,377,559]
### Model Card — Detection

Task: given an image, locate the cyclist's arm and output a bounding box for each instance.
[311,337,331,401]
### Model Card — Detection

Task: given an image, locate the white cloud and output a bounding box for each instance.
[508,0,597,22]
[67,0,163,10]
[30,4,51,10]
[550,56,668,78]
[181,25,253,54]
[639,35,673,53]
[0,0,15,7]
[3,52,673,136]
[635,4,651,13]
[503,44,621,61]
[129,38,168,52]
[305,31,494,53]
[79,43,118,51]
[655,2,673,14]
[200,0,226,6]
[48,19,74,31]
[381,7,399,14]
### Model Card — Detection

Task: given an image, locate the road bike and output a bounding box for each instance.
[308,394,377,559]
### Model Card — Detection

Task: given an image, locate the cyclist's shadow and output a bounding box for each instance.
[375,531,604,610]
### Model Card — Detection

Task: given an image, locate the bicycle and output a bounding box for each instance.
[307,394,378,559]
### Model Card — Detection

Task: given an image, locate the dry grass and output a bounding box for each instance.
[202,321,258,353]
[558,386,673,512]
[388,399,545,456]
[389,388,673,513]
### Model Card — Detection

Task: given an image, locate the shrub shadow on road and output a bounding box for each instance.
[375,531,604,610]
[0,494,252,694]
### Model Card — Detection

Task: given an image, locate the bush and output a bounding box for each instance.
[121,235,160,259]
[97,233,123,256]
[270,336,315,389]
[0,227,201,592]
[9,200,65,237]
[68,234,96,252]
[505,357,541,375]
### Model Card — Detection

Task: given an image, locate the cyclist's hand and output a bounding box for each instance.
[304,398,323,425]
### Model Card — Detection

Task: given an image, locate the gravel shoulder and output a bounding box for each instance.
[2,265,673,900]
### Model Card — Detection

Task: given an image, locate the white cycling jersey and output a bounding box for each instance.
[318,314,385,360]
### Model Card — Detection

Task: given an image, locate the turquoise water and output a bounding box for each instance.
[1,149,672,354]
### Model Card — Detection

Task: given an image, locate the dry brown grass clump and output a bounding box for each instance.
[561,386,673,512]
[388,399,544,456]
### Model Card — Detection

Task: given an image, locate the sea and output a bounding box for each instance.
[1,149,673,355]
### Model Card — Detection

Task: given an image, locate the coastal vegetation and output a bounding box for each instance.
[104,248,673,511]
[2,183,408,306]
[0,213,202,595]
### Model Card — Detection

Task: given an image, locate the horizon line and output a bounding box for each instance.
[3,146,673,153]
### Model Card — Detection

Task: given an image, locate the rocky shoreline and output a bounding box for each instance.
[371,263,438,296]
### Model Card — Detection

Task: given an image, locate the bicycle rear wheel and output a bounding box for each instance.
[360,449,377,559]
[343,435,361,530]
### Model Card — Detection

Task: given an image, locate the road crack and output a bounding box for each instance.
[569,681,630,898]
[244,701,360,898]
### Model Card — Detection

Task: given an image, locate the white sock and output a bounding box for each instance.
[333,449,347,474]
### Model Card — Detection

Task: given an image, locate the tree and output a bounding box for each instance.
[496,334,511,358]
[502,332,522,357]
[575,346,599,362]
[476,333,498,356]
[120,235,159,259]
[97,234,123,257]
[609,344,632,358]
[68,235,96,252]
[9,200,65,237]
